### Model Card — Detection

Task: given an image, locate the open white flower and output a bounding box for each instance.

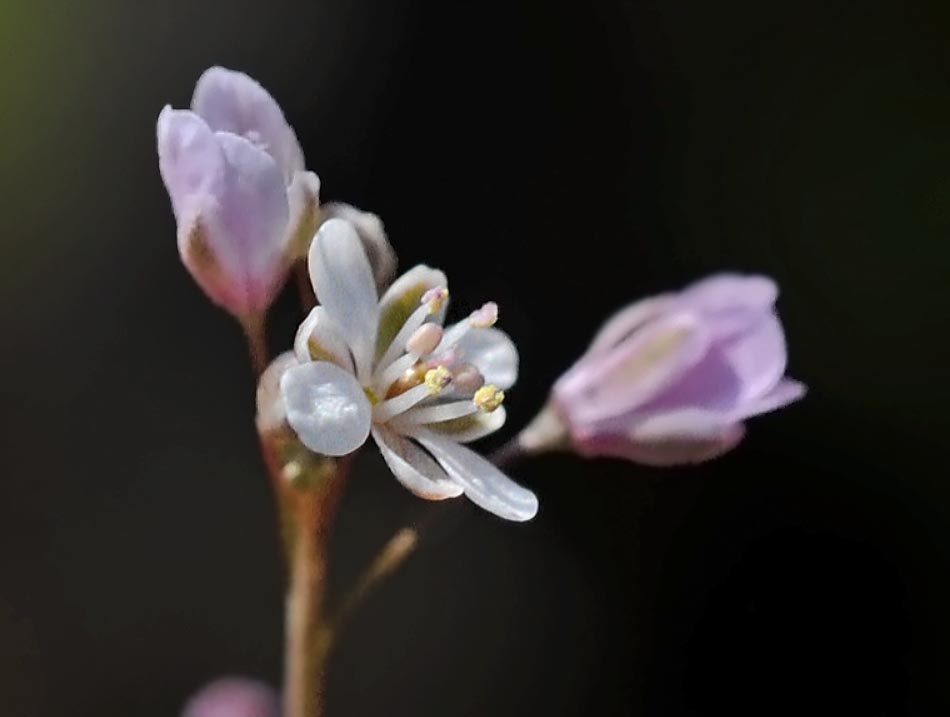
[280,219,538,522]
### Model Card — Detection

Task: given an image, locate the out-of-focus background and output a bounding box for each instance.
[3,1,950,715]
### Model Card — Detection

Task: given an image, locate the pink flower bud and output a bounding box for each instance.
[182,677,278,717]
[158,67,320,321]
[548,274,805,466]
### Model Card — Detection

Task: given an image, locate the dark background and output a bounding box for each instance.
[2,0,950,715]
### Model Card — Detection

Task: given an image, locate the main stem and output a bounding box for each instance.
[282,456,351,717]
[284,491,330,717]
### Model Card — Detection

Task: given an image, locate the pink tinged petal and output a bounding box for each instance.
[680,273,778,315]
[192,66,304,181]
[202,132,291,316]
[413,431,538,521]
[321,202,397,289]
[371,426,463,500]
[453,327,519,390]
[157,107,223,222]
[578,410,746,467]
[182,677,279,717]
[733,378,806,420]
[554,311,711,426]
[286,171,322,258]
[309,219,380,383]
[585,294,675,357]
[718,310,788,402]
[293,306,353,371]
[280,361,372,456]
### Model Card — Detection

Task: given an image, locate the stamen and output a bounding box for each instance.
[452,363,485,394]
[469,302,498,328]
[375,353,420,396]
[406,323,443,356]
[424,366,453,394]
[431,301,500,357]
[421,287,449,314]
[374,302,435,377]
[402,400,478,425]
[374,366,452,424]
[385,362,428,399]
[473,384,505,413]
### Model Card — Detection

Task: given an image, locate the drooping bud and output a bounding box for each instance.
[182,677,279,717]
[543,274,805,466]
[158,106,291,321]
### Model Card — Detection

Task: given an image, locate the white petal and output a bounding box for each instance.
[322,202,397,289]
[255,351,298,434]
[418,406,508,443]
[372,426,463,500]
[413,431,538,521]
[294,306,353,371]
[376,265,449,360]
[308,219,379,382]
[453,328,519,390]
[280,361,372,456]
[286,170,321,258]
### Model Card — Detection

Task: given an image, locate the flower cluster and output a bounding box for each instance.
[158,66,807,717]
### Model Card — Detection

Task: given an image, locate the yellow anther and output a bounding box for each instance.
[363,387,380,406]
[422,287,449,315]
[424,365,453,394]
[473,384,505,413]
[469,301,498,328]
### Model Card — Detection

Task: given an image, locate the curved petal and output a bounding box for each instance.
[680,273,778,315]
[413,431,538,521]
[585,294,675,357]
[192,66,304,181]
[309,219,379,382]
[204,132,291,313]
[322,202,397,290]
[420,406,507,443]
[554,311,711,426]
[280,361,372,456]
[157,107,224,222]
[577,409,745,466]
[719,310,787,402]
[453,328,519,390]
[294,306,353,371]
[733,378,806,420]
[376,265,449,360]
[372,426,463,499]
[286,171,321,258]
